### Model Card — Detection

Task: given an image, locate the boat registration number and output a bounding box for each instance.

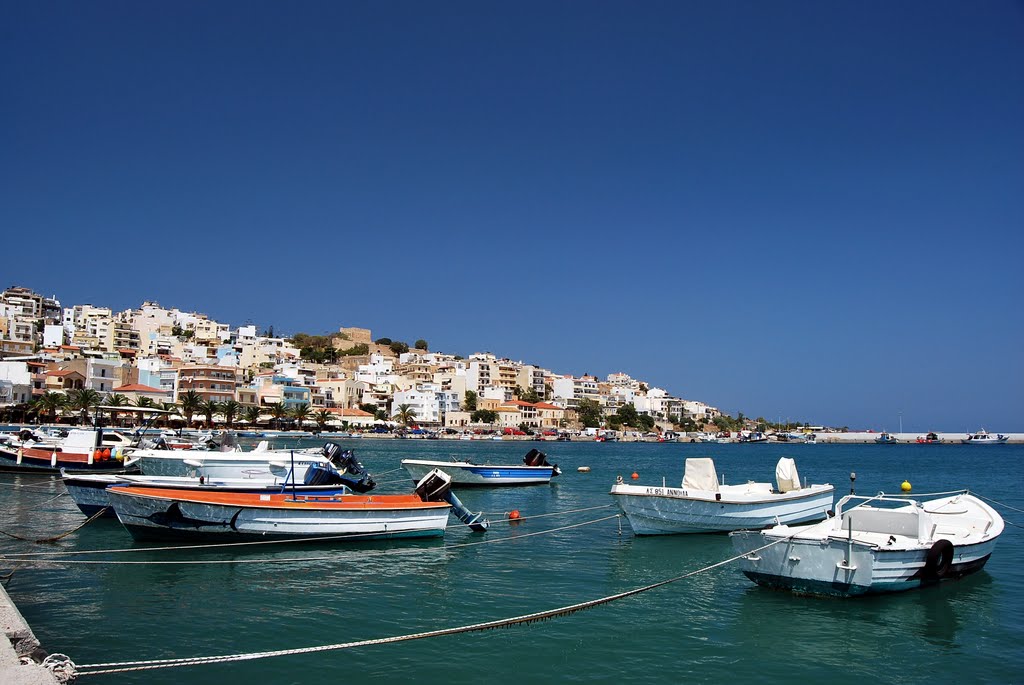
[645,487,685,497]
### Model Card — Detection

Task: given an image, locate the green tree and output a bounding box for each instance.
[33,391,66,424]
[389,341,409,355]
[374,409,388,422]
[616,403,641,428]
[312,409,333,432]
[134,396,156,408]
[221,400,240,428]
[471,409,498,425]
[340,343,369,357]
[576,398,603,428]
[414,339,428,350]
[463,390,477,412]
[520,387,540,404]
[290,402,311,428]
[374,337,392,345]
[67,388,103,424]
[392,403,417,426]
[104,392,130,426]
[269,403,290,430]
[178,390,203,427]
[199,399,220,428]
[243,405,262,426]
[358,403,378,415]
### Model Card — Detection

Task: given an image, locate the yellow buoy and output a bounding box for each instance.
[901,480,912,492]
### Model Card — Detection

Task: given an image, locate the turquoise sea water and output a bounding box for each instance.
[1,440,1022,685]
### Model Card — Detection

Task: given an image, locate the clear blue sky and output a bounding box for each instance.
[3,2,1022,431]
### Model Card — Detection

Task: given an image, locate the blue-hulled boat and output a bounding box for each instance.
[401,448,560,486]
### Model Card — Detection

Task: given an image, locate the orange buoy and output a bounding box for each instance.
[631,472,639,480]
[507,509,521,521]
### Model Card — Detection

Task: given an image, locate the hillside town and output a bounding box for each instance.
[0,285,723,435]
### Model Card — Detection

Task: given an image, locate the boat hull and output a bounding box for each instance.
[401,459,556,486]
[136,451,328,479]
[61,474,359,519]
[106,487,450,542]
[730,530,998,597]
[610,484,834,535]
[0,445,137,474]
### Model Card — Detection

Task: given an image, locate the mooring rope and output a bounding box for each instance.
[0,491,67,515]
[969,491,1024,515]
[2,514,621,565]
[0,507,109,544]
[65,534,789,677]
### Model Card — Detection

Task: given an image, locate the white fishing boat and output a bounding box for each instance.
[61,460,373,518]
[609,457,834,535]
[401,448,560,486]
[961,429,1008,445]
[874,432,899,444]
[132,439,361,481]
[106,468,488,542]
[730,491,1003,597]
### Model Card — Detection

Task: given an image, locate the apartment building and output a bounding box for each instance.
[177,364,240,404]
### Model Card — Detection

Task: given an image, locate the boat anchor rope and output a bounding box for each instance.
[0,506,109,544]
[62,534,798,678]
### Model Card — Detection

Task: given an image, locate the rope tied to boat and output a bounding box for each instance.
[0,513,622,565]
[0,506,109,544]
[68,533,793,677]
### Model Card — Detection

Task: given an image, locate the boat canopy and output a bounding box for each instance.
[775,457,801,493]
[682,458,719,492]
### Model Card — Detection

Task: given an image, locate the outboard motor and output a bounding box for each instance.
[319,443,376,493]
[414,468,488,532]
[523,448,561,476]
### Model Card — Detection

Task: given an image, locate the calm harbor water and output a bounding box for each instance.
[1,440,1022,684]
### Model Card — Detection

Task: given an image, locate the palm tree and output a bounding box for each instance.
[66,388,103,425]
[312,409,334,433]
[220,400,240,429]
[199,399,221,429]
[392,403,417,427]
[290,402,311,430]
[243,405,262,427]
[134,396,156,408]
[269,403,290,431]
[104,392,130,427]
[178,390,203,427]
[33,391,66,424]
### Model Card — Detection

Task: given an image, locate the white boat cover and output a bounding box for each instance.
[682,458,719,492]
[775,457,800,492]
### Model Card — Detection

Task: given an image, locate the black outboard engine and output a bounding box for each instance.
[414,469,488,533]
[523,448,561,476]
[319,443,376,493]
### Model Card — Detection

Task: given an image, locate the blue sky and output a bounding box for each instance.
[3,2,1022,430]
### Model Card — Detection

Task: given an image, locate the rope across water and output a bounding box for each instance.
[67,534,791,677]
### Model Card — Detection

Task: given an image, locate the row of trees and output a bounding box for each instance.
[20,389,355,432]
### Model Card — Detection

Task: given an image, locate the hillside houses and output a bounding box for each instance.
[0,285,721,430]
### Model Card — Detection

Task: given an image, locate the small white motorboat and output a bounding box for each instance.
[133,440,363,481]
[401,448,560,486]
[961,429,1008,445]
[609,457,834,535]
[730,491,1003,597]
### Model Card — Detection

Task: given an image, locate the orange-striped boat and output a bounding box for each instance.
[106,469,487,541]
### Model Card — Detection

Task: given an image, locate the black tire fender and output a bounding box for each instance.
[923,539,954,580]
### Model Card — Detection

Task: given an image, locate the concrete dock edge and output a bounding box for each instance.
[0,583,61,684]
